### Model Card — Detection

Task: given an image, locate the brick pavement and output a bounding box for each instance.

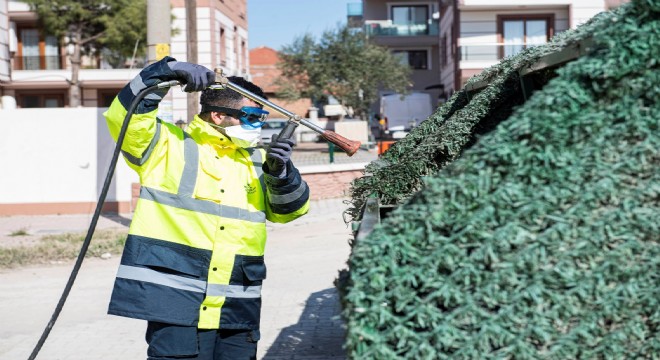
[0,198,351,360]
[290,142,377,168]
[293,142,376,201]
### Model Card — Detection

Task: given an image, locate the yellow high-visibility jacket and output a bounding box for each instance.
[104,57,309,329]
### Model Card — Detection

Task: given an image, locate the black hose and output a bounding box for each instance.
[28,84,163,360]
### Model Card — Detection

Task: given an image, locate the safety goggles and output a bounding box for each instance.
[202,105,269,129]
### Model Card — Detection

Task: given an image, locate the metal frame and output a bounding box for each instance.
[465,36,595,95]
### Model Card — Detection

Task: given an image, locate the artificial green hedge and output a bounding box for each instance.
[342,0,659,358]
[346,2,644,221]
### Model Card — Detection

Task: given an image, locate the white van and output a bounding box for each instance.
[380,92,433,131]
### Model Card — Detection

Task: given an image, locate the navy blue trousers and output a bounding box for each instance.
[145,322,259,360]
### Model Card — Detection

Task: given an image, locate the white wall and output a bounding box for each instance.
[571,1,607,26]
[0,108,138,204]
[214,9,237,74]
[7,0,28,12]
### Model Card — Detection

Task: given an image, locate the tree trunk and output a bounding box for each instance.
[69,29,82,107]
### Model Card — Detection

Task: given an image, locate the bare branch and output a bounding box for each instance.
[81,31,105,45]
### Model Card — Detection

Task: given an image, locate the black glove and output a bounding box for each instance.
[265,134,294,178]
[168,61,215,92]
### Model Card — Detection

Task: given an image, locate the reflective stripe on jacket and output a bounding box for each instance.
[103,58,309,329]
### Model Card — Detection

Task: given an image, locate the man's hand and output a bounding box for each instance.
[168,62,215,92]
[265,134,294,178]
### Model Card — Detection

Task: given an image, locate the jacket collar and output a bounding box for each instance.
[186,115,239,149]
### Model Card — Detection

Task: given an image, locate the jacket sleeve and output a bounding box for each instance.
[103,56,179,173]
[263,161,310,223]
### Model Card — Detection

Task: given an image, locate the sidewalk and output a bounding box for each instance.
[0,198,352,360]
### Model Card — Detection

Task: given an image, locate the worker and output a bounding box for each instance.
[103,57,309,359]
[379,116,388,132]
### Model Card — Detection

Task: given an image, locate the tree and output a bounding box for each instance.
[23,0,147,107]
[277,25,411,120]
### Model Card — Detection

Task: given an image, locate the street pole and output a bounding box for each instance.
[185,0,199,122]
[146,0,173,124]
[147,0,171,64]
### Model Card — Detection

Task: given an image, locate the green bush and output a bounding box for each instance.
[342,0,659,358]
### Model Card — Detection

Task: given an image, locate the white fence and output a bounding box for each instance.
[0,108,138,214]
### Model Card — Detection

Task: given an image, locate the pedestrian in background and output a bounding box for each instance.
[104,56,310,359]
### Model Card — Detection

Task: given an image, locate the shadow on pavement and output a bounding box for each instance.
[262,288,347,360]
[101,213,132,227]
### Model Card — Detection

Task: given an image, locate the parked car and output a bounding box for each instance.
[259,119,298,146]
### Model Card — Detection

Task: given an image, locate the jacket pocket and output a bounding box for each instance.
[146,322,199,357]
[194,159,223,202]
[136,241,206,278]
[242,257,267,283]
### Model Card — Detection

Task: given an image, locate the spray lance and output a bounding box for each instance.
[27,71,361,360]
[209,68,361,155]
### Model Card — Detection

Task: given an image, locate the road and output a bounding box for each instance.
[0,199,351,360]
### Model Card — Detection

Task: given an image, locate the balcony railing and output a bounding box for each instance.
[13,56,63,70]
[365,20,439,37]
[347,2,363,28]
[347,2,362,16]
[459,43,545,61]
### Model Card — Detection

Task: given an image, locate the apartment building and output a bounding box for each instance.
[0,0,9,83]
[0,0,134,109]
[0,0,248,122]
[439,0,629,98]
[361,0,443,104]
[169,0,249,121]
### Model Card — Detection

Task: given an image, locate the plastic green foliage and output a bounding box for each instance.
[342,0,660,358]
[346,2,649,221]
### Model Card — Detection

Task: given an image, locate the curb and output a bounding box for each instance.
[298,162,369,175]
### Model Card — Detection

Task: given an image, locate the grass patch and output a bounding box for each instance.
[0,229,127,269]
[8,228,30,237]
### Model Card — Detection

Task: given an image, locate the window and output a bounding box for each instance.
[393,50,428,70]
[16,27,62,70]
[391,5,430,35]
[97,89,122,107]
[392,5,428,26]
[16,91,65,108]
[497,15,554,58]
[219,27,226,66]
[241,40,247,74]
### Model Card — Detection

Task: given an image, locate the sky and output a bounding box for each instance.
[248,0,358,51]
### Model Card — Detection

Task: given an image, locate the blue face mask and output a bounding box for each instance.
[201,105,269,129]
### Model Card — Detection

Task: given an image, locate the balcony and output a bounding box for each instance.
[365,20,439,37]
[13,56,63,71]
[10,67,142,88]
[459,43,545,61]
[347,2,362,16]
[347,2,363,28]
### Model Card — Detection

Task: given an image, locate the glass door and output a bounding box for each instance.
[21,29,40,70]
[502,18,549,58]
[45,36,60,70]
[392,6,429,35]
